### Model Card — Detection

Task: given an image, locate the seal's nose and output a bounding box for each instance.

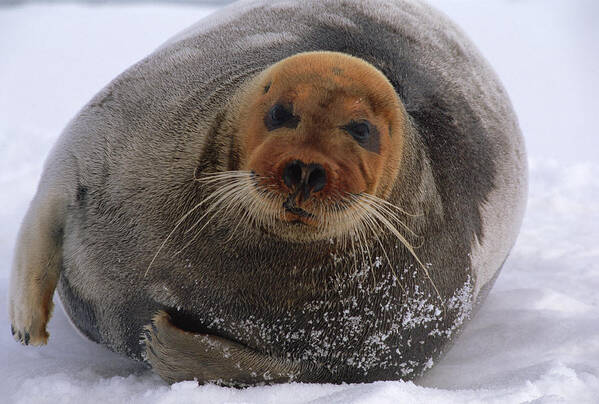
[304,163,327,195]
[282,160,327,199]
[282,160,303,189]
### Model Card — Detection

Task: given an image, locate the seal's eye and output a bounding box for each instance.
[343,120,371,143]
[342,120,380,153]
[265,103,298,131]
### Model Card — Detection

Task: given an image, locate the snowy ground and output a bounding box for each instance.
[1,1,598,403]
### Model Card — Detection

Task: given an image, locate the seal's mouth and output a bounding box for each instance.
[282,194,314,219]
[280,185,318,224]
[194,170,368,240]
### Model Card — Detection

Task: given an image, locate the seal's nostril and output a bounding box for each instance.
[283,160,326,199]
[306,164,326,194]
[283,160,304,189]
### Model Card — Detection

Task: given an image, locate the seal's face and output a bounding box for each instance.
[207,52,406,242]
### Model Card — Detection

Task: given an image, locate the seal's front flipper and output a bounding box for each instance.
[142,311,309,386]
[9,193,65,346]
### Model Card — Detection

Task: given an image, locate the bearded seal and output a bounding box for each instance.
[9,0,527,386]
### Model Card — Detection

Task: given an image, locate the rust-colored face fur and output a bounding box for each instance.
[234,52,405,241]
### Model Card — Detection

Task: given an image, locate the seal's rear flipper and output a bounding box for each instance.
[9,192,65,346]
[142,311,308,386]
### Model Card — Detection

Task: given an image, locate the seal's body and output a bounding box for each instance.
[9,0,527,385]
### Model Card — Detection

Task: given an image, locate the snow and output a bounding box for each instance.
[1,1,598,402]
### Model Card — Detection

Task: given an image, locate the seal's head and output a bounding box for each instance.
[204,52,408,242]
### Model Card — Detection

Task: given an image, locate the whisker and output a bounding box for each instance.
[175,189,244,255]
[357,193,421,239]
[351,194,442,304]
[144,200,204,277]
[144,175,249,277]
[223,184,257,243]
[196,170,253,183]
[357,203,406,293]
[183,179,249,235]
[178,177,260,254]
[359,192,421,217]
[150,169,429,302]
[150,173,252,265]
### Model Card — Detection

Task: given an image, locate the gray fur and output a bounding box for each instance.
[9,0,526,385]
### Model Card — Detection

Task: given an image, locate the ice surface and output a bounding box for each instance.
[1,1,598,403]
